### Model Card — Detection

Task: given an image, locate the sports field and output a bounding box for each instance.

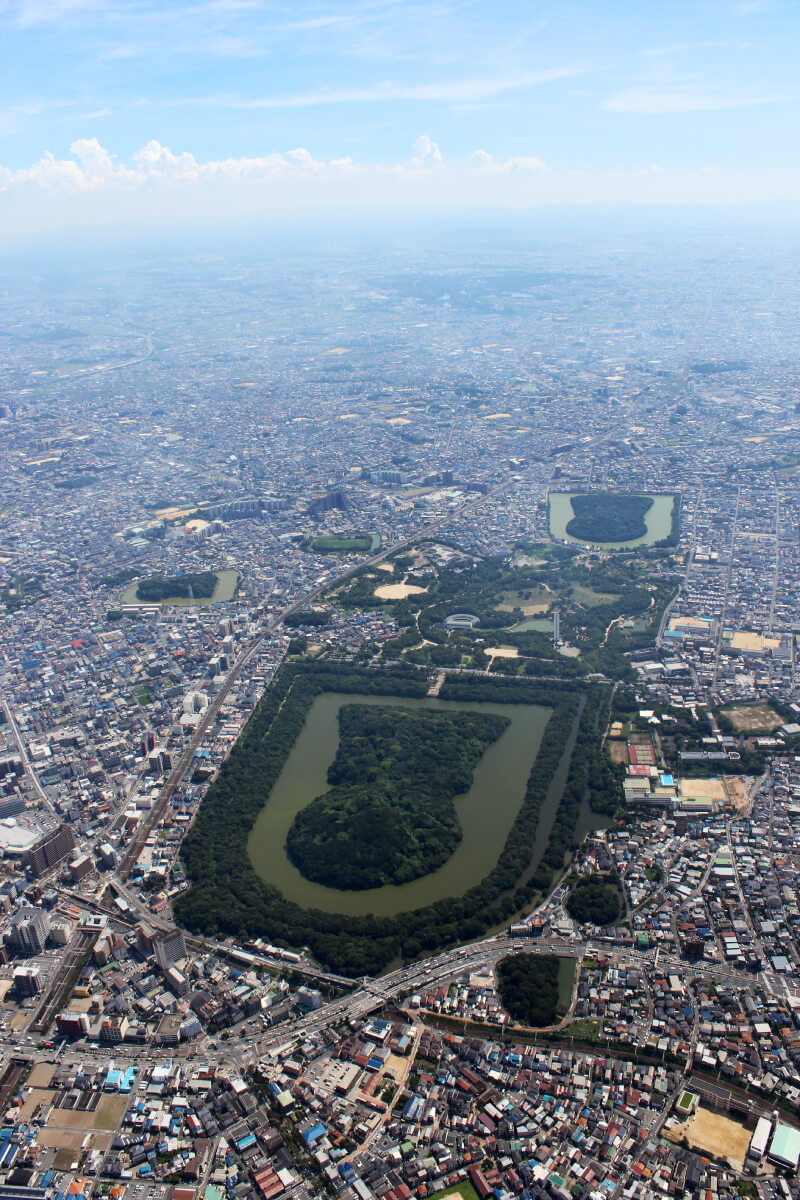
[670,1106,751,1168]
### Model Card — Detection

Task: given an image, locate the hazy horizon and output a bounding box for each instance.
[2,0,799,242]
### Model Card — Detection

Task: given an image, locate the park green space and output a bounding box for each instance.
[176,663,619,974]
[569,583,621,606]
[495,586,551,614]
[120,568,239,606]
[549,491,677,548]
[1,574,45,614]
[335,540,677,683]
[511,616,553,633]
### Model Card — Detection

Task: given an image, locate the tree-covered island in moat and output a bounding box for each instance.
[285,704,509,889]
[566,492,654,543]
[136,571,219,602]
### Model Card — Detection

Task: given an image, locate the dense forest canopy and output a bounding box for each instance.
[566,872,622,926]
[286,704,509,889]
[496,953,563,1027]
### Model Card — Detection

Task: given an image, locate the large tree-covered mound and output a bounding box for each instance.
[566,872,621,925]
[566,492,654,543]
[497,953,562,1027]
[285,703,509,890]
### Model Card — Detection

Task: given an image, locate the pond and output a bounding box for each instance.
[548,491,675,549]
[511,616,553,633]
[248,691,568,917]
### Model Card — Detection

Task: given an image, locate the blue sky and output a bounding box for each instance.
[1,0,798,235]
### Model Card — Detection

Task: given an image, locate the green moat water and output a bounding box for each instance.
[548,491,675,549]
[247,691,592,918]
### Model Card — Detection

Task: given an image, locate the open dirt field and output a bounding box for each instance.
[670,1106,751,1168]
[37,1128,112,1160]
[724,702,782,733]
[608,740,629,765]
[485,646,519,660]
[679,778,728,803]
[374,581,427,600]
[384,1053,409,1080]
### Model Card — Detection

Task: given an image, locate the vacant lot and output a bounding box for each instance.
[723,702,782,733]
[29,1063,55,1088]
[52,1094,129,1131]
[18,1086,56,1119]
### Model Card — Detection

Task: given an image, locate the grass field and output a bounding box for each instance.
[495,587,551,615]
[429,1183,481,1200]
[306,533,377,554]
[557,956,577,1016]
[569,584,621,607]
[560,1018,601,1041]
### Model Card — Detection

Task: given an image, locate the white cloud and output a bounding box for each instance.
[2,136,800,241]
[0,137,358,191]
[604,87,776,113]
[471,150,548,172]
[409,134,442,169]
